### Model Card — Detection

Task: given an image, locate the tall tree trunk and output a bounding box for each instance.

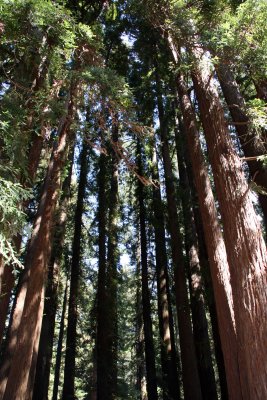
[0,32,61,353]
[25,285,46,400]
[0,125,46,349]
[52,274,69,400]
[32,147,74,400]
[96,149,108,400]
[154,69,202,400]
[216,62,267,228]
[135,239,147,400]
[168,32,239,400]
[182,136,228,399]
[106,116,119,399]
[175,126,218,400]
[137,138,158,400]
[0,79,78,400]
[62,140,89,400]
[150,141,180,400]
[191,53,267,399]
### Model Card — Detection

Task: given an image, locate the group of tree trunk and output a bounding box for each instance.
[0,0,266,399]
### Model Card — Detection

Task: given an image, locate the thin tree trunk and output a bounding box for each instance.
[135,239,147,400]
[0,263,15,349]
[32,147,74,400]
[0,79,78,400]
[96,149,108,400]
[154,69,202,400]
[168,32,239,400]
[150,141,180,400]
[192,53,267,399]
[137,138,158,400]
[52,275,69,400]
[62,140,89,400]
[106,116,119,399]
[216,62,267,228]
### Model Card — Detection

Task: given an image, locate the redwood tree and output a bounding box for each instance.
[62,139,89,400]
[191,53,267,398]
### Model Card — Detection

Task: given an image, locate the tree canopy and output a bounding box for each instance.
[0,0,266,399]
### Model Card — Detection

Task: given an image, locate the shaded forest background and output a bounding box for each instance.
[0,0,267,399]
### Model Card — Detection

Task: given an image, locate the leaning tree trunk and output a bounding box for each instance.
[155,69,202,400]
[216,62,267,228]
[191,53,267,399]
[137,138,158,400]
[62,139,89,400]
[0,79,78,400]
[150,141,180,400]
[0,43,54,347]
[33,145,74,400]
[181,134,228,400]
[168,35,240,399]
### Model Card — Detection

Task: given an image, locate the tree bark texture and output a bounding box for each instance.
[33,147,74,400]
[0,79,78,400]
[137,138,158,400]
[135,240,147,400]
[106,116,120,399]
[155,70,202,400]
[62,140,89,400]
[52,275,69,400]
[96,150,109,400]
[175,127,217,400]
[168,36,239,399]
[182,142,228,400]
[192,56,267,399]
[175,70,240,399]
[0,124,46,349]
[150,142,180,400]
[216,62,267,228]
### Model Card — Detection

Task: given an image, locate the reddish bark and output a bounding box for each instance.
[150,142,180,400]
[0,80,78,400]
[62,140,89,400]
[52,276,69,400]
[168,34,239,399]
[106,117,120,399]
[33,147,74,400]
[175,129,217,400]
[155,67,202,400]
[216,63,267,228]
[192,51,267,399]
[137,138,158,400]
[96,149,108,400]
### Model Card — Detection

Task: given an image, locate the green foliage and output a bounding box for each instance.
[247,98,267,133]
[82,66,134,109]
[232,0,267,80]
[257,154,267,169]
[0,167,30,267]
[197,0,267,82]
[106,3,118,22]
